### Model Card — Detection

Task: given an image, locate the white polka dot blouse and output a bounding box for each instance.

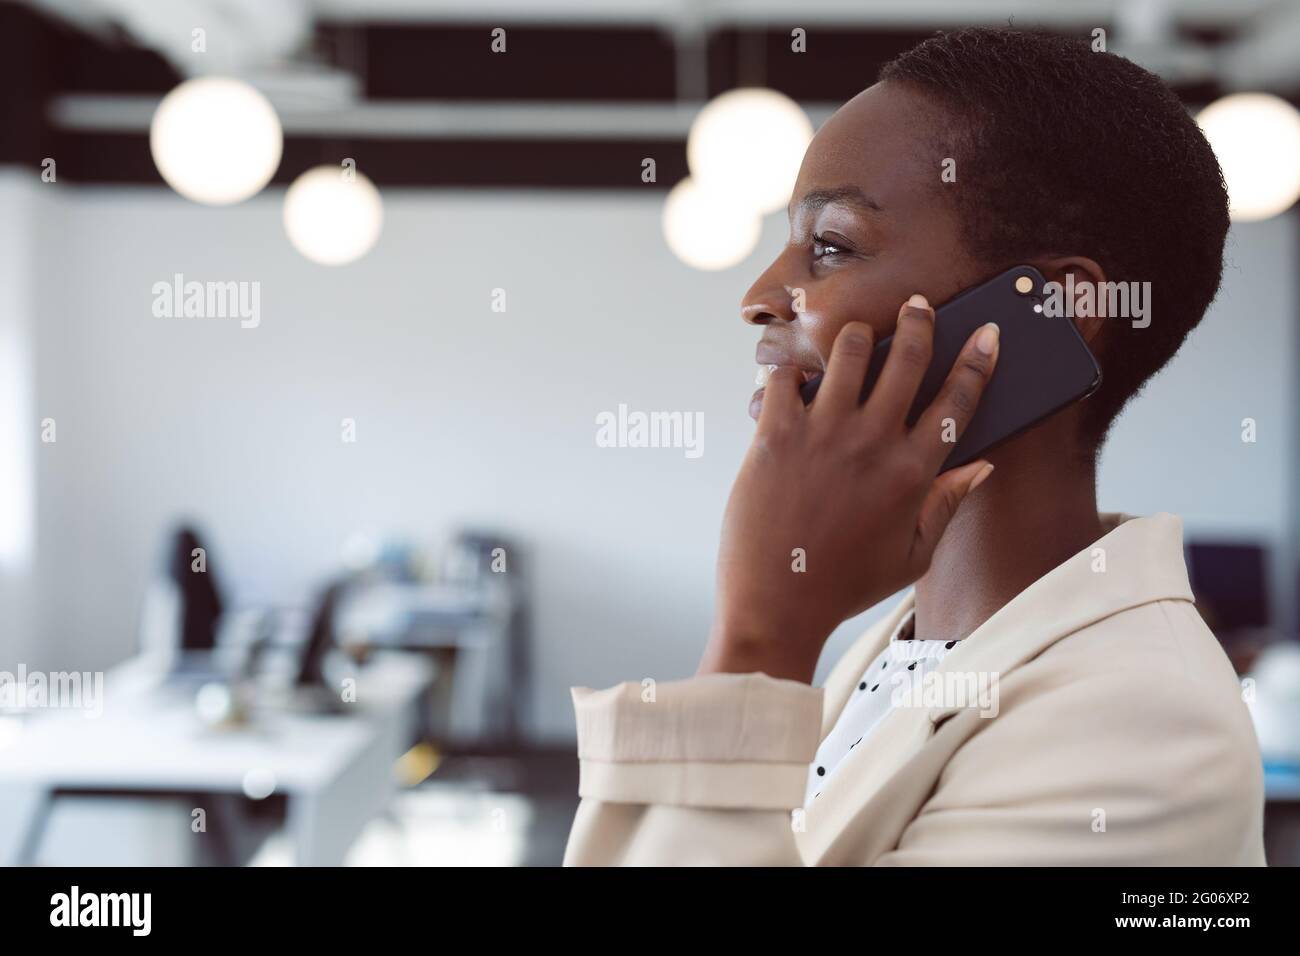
[804,609,960,806]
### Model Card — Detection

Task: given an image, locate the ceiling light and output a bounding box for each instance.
[662,177,761,271]
[283,166,384,266]
[150,77,283,205]
[687,88,813,215]
[1198,93,1300,222]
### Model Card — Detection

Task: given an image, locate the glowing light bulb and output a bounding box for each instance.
[283,166,384,266]
[1198,93,1300,222]
[150,77,283,205]
[662,177,761,271]
[687,88,813,215]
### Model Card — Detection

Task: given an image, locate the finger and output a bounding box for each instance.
[912,460,994,564]
[816,322,875,415]
[757,365,804,434]
[863,294,935,427]
[910,321,1000,468]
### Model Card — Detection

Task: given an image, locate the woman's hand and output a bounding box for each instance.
[699,295,1000,683]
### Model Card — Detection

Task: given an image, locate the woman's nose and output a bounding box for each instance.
[741,284,799,326]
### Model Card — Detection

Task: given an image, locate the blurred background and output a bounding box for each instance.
[1,0,1300,866]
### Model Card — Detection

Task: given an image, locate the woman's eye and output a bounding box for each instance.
[812,234,847,258]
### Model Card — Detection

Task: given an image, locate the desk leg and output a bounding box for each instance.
[289,794,337,866]
[288,734,399,865]
[10,787,53,866]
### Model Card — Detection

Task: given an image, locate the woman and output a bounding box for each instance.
[564,28,1265,865]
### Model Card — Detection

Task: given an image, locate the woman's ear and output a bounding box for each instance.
[1032,255,1107,346]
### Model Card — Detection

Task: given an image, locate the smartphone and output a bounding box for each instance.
[798,265,1101,471]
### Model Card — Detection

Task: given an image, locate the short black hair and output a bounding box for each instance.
[880,27,1230,453]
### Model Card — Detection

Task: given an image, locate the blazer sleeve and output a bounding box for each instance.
[562,672,824,866]
[872,669,1265,866]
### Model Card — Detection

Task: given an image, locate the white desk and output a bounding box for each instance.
[338,580,517,744]
[0,652,432,866]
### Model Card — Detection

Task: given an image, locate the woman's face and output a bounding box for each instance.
[744,81,988,419]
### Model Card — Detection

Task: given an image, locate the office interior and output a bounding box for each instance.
[1,0,1299,866]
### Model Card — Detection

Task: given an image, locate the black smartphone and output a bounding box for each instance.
[798,265,1101,471]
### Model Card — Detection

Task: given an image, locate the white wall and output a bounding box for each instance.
[0,172,40,666]
[1098,213,1299,630]
[28,186,1298,739]
[33,186,760,740]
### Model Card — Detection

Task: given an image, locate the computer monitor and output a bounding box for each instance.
[296,580,347,687]
[1185,541,1270,633]
[168,526,224,651]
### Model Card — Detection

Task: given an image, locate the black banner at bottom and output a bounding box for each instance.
[0,866,1291,940]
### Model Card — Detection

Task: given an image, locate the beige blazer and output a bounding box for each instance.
[564,513,1266,865]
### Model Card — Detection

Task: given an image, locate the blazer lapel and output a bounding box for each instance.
[796,512,1195,865]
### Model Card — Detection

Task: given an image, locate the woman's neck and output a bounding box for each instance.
[913,429,1105,645]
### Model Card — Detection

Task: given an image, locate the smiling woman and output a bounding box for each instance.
[563,26,1265,867]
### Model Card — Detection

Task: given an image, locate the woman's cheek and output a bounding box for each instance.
[792,305,844,360]
[799,286,895,353]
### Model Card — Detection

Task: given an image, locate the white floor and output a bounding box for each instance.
[254,788,533,867]
[34,786,535,866]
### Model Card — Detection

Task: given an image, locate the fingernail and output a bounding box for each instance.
[975,322,1000,355]
[968,463,995,493]
[907,293,931,311]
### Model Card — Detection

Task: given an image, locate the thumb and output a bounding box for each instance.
[913,460,994,561]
